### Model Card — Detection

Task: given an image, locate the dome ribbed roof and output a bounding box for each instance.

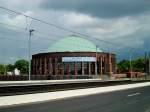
[47,35,102,52]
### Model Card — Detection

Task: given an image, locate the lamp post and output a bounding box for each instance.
[148,52,150,76]
[4,64,7,75]
[28,29,34,80]
[95,45,98,76]
[129,53,132,79]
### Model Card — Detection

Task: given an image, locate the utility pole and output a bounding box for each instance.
[28,29,34,80]
[144,52,147,79]
[129,53,132,79]
[95,45,98,76]
[4,64,7,75]
[149,52,150,75]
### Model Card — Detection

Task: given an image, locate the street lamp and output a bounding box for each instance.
[129,53,132,79]
[28,29,34,80]
[148,52,150,75]
[95,45,98,76]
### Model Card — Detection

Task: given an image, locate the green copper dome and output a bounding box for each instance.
[47,35,102,52]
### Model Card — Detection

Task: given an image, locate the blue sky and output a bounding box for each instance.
[0,0,150,63]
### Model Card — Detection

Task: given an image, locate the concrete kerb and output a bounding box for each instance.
[0,79,130,85]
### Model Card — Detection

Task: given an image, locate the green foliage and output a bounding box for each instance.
[117,58,145,73]
[14,59,29,74]
[132,58,145,72]
[0,64,5,75]
[6,64,14,72]
[117,60,130,72]
[0,59,29,75]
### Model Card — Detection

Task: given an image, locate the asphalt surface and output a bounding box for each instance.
[0,85,150,112]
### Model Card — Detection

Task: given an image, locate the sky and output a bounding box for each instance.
[0,0,150,63]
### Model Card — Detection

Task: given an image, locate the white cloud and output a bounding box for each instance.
[0,0,150,63]
[56,12,150,50]
[0,11,33,30]
[57,12,141,39]
[82,16,141,39]
[60,12,95,27]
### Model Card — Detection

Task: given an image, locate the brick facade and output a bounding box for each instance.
[31,52,116,79]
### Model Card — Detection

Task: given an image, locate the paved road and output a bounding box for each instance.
[0,86,150,112]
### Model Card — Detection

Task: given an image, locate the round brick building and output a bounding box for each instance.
[31,35,116,79]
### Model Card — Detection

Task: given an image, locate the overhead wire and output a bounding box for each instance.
[0,21,104,51]
[0,19,144,56]
[0,6,146,64]
[0,6,145,54]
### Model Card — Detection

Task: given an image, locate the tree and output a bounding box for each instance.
[6,64,14,72]
[14,59,29,74]
[117,58,146,73]
[132,58,145,72]
[0,64,5,75]
[117,60,130,72]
